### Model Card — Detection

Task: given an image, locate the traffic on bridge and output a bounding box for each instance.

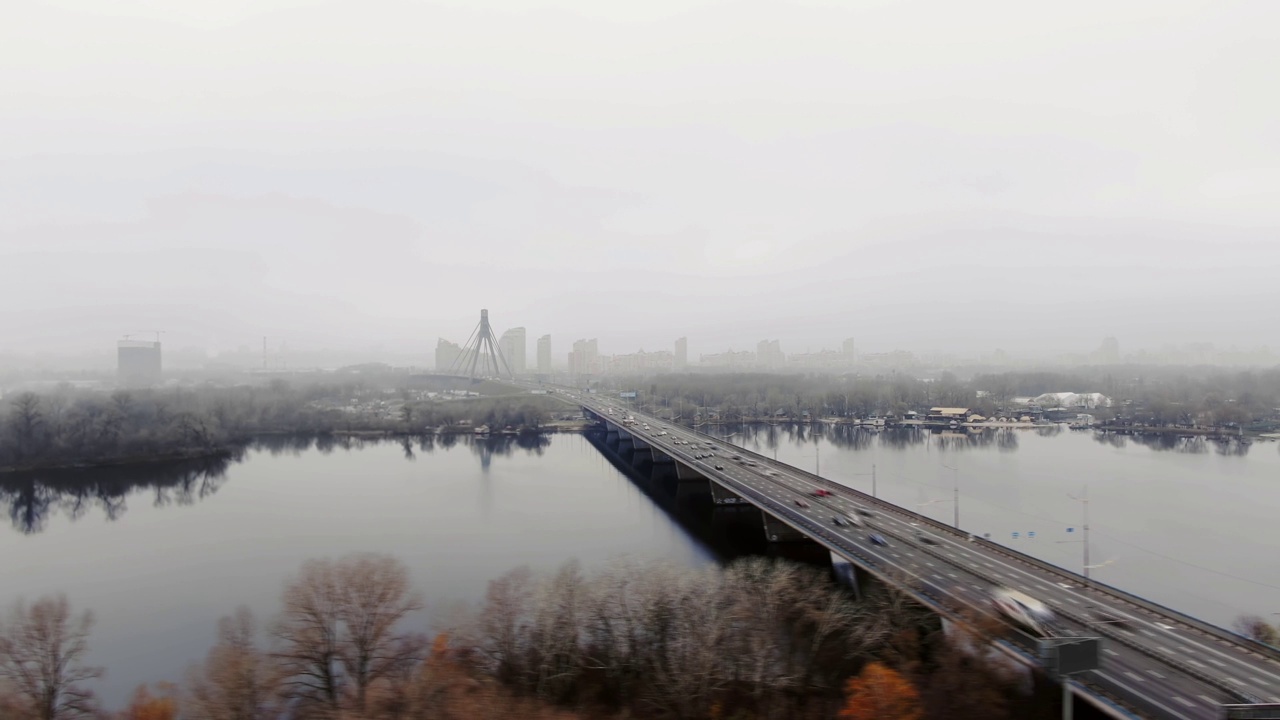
[564,389,1280,720]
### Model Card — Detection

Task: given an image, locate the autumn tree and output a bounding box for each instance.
[272,554,426,716]
[1234,614,1280,646]
[186,607,280,720]
[117,683,178,720]
[838,662,922,720]
[0,595,102,720]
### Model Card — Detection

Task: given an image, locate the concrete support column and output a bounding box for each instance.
[761,510,811,543]
[709,481,749,506]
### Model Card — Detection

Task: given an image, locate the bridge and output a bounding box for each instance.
[567,392,1280,720]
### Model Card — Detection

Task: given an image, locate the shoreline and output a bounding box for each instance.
[0,423,590,476]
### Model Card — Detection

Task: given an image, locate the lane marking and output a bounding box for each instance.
[1172,697,1195,708]
[1123,671,1144,682]
[1092,671,1195,720]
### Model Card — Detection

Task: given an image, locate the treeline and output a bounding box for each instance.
[0,434,553,535]
[0,555,1046,720]
[618,365,1280,428]
[0,380,562,472]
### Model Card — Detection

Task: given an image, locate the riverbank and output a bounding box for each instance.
[0,446,239,475]
[0,422,592,475]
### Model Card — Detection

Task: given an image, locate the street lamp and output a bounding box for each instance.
[1063,486,1092,589]
[847,464,878,498]
[940,463,960,529]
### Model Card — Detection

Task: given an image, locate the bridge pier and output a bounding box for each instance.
[630,447,653,468]
[709,481,749,506]
[761,509,811,543]
[674,461,708,482]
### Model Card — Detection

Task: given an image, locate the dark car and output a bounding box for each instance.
[714,464,724,470]
[914,532,938,545]
[832,516,846,527]
[794,499,810,508]
[868,533,888,546]
[856,507,874,517]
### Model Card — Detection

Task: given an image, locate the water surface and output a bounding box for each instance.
[710,423,1280,628]
[0,433,714,708]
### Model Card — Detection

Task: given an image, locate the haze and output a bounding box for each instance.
[3,0,1278,364]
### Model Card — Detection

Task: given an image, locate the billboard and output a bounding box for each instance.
[619,391,637,398]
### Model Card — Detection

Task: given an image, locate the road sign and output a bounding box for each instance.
[1012,531,1020,539]
[1028,531,1037,539]
[1067,527,1075,533]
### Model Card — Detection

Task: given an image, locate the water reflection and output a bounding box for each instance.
[0,433,558,535]
[1089,430,1254,456]
[707,423,1031,455]
[0,453,236,535]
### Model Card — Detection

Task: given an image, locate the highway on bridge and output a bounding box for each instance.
[572,393,1280,720]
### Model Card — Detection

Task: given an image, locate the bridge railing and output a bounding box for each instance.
[587,402,1280,666]
[688,416,1280,667]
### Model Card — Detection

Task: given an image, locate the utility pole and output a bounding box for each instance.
[1069,486,1091,589]
[872,463,877,498]
[942,463,960,529]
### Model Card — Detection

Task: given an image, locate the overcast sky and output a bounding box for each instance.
[2,0,1278,362]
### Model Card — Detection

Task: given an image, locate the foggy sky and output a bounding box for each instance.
[3,0,1278,363]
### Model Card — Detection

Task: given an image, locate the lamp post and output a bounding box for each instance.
[848,464,877,498]
[941,463,960,529]
[1068,486,1091,589]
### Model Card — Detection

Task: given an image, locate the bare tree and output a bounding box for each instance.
[335,555,425,712]
[1234,614,1280,646]
[186,607,279,720]
[272,555,424,716]
[0,595,102,720]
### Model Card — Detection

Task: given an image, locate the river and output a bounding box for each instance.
[2,426,1277,709]
[0,433,715,708]
[706,423,1280,631]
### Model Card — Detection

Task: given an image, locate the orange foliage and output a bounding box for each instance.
[838,662,923,720]
[118,684,178,720]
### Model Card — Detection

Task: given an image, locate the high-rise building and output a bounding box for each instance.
[843,337,856,361]
[117,340,162,387]
[674,337,687,370]
[570,338,599,378]
[1096,336,1120,364]
[498,327,527,374]
[756,339,784,368]
[435,338,463,372]
[536,334,552,373]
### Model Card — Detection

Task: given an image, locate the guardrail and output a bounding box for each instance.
[693,418,1280,666]
[583,404,1266,704]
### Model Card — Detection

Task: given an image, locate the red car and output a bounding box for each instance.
[810,489,833,497]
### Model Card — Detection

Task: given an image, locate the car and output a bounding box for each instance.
[855,507,874,517]
[810,489,833,497]
[868,533,888,546]
[914,532,938,545]
[832,516,846,527]
[794,499,810,508]
[714,464,724,470]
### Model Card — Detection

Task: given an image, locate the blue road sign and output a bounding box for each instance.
[1028,531,1036,539]
[1012,531,1020,539]
[1067,527,1075,533]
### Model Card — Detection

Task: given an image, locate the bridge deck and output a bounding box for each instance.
[577,395,1280,720]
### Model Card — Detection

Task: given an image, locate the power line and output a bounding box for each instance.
[1092,529,1280,592]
